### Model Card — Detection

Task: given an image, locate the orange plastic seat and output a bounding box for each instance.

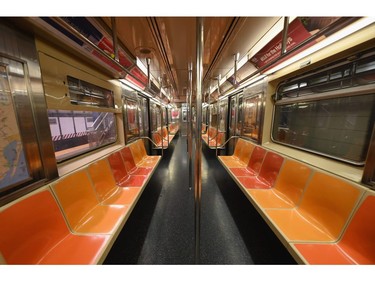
[237,151,284,189]
[266,172,363,242]
[230,146,266,177]
[52,170,128,234]
[0,188,109,264]
[135,139,161,166]
[220,141,255,168]
[129,141,160,168]
[219,138,246,165]
[209,131,225,148]
[120,146,154,174]
[294,193,375,264]
[108,151,147,187]
[87,158,141,205]
[248,159,312,208]
[203,127,216,145]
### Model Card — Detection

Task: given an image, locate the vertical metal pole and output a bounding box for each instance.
[194,17,204,264]
[233,53,239,87]
[281,16,290,55]
[188,63,193,190]
[147,58,151,89]
[111,17,119,62]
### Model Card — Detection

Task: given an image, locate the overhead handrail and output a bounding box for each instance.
[215,135,240,156]
[140,136,164,157]
[50,17,146,87]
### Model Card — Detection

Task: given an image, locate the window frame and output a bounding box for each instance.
[272,50,375,166]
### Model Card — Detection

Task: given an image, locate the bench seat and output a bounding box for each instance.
[0,188,109,264]
[88,158,142,205]
[293,192,375,264]
[247,159,312,208]
[265,172,363,242]
[52,170,128,234]
[218,137,370,264]
[236,151,284,190]
[109,151,148,186]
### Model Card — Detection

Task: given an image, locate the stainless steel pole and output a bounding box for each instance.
[194,17,204,264]
[111,17,119,62]
[281,17,290,55]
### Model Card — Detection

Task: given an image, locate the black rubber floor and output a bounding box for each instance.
[104,134,296,265]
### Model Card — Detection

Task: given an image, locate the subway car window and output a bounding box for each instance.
[48,110,117,162]
[273,51,375,165]
[123,98,140,143]
[242,93,263,142]
[68,76,114,108]
[218,101,228,132]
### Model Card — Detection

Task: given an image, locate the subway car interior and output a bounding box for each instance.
[1,6,375,276]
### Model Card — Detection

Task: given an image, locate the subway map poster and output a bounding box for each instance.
[0,65,30,190]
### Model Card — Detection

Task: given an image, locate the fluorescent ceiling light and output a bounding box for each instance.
[136,57,148,76]
[120,79,154,99]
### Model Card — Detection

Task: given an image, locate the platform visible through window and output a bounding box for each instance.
[48,110,117,162]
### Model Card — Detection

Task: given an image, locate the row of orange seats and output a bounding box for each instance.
[218,138,375,264]
[152,126,177,149]
[0,139,161,264]
[202,126,225,148]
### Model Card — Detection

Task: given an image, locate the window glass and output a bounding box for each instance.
[272,94,375,164]
[218,101,227,132]
[209,103,218,128]
[237,96,243,135]
[242,93,263,141]
[68,76,114,108]
[48,110,117,162]
[124,98,139,143]
[229,97,236,135]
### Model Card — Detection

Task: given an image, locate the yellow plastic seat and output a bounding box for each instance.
[294,192,375,264]
[0,188,109,264]
[220,140,255,168]
[266,172,363,242]
[248,159,312,208]
[87,158,141,206]
[130,140,161,168]
[52,170,128,234]
[135,139,161,166]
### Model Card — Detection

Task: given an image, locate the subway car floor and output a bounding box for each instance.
[104,133,296,265]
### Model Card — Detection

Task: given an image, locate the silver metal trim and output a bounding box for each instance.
[362,124,375,188]
[275,83,375,105]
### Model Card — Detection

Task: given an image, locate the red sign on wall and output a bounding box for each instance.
[250,19,314,69]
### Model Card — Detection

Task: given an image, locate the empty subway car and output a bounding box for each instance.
[0,16,375,265]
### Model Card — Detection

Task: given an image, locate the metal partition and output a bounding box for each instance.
[0,22,57,205]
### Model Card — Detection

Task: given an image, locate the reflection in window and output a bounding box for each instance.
[151,103,161,131]
[48,110,117,162]
[242,94,263,141]
[209,103,218,128]
[272,94,375,164]
[68,76,114,108]
[218,101,227,132]
[137,97,149,137]
[124,98,140,143]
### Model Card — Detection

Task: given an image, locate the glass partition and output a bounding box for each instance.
[242,93,263,142]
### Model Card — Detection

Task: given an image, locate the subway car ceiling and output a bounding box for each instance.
[1,16,375,204]
[4,17,373,105]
